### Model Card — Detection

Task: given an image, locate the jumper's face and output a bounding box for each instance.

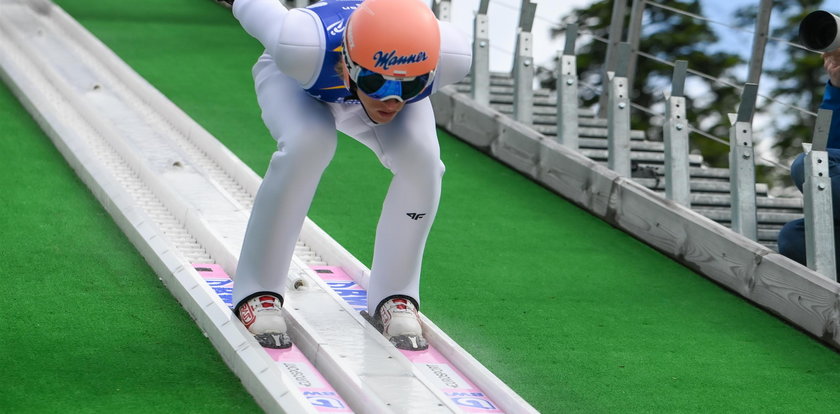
[357,91,406,124]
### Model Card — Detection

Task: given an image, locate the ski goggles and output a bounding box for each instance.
[342,47,434,102]
[353,67,433,102]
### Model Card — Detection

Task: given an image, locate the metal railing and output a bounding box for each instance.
[450,0,837,282]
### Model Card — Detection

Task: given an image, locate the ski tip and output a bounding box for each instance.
[254,332,293,349]
[390,335,429,351]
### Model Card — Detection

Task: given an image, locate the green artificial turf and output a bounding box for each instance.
[5,0,839,412]
[0,81,260,412]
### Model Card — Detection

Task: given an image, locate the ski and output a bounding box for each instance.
[313,266,503,413]
[195,264,353,413]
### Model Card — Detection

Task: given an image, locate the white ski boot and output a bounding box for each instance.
[236,293,292,349]
[363,296,428,351]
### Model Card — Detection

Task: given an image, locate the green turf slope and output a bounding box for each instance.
[6,0,839,412]
[0,83,260,411]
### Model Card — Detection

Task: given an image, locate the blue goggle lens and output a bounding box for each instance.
[355,68,431,101]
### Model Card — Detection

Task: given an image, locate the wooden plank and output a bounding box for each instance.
[431,89,499,150]
[539,138,615,218]
[492,116,542,178]
[608,179,840,343]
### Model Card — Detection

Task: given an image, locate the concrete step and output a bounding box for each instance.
[531,124,648,140]
[648,191,802,211]
[584,149,705,166]
[489,103,596,117]
[634,164,731,181]
[453,83,554,98]
[689,194,802,211]
[489,94,563,107]
[531,113,597,126]
[694,207,801,225]
[635,178,769,195]
[578,137,665,152]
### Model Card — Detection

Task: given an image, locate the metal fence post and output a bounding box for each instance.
[557,23,579,149]
[433,0,452,22]
[626,0,646,95]
[729,83,758,240]
[804,108,837,280]
[664,60,690,207]
[471,0,491,106]
[608,43,632,177]
[746,0,773,88]
[599,0,629,117]
[513,0,537,124]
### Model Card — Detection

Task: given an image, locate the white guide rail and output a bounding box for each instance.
[0,1,537,413]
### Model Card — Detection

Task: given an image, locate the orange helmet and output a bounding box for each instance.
[344,0,441,78]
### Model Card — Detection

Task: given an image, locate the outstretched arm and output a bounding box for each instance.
[232,0,289,51]
[431,21,472,93]
[231,0,323,87]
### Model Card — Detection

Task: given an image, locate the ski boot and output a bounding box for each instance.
[235,292,292,349]
[363,296,428,351]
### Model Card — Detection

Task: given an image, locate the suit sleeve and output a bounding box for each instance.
[233,0,324,87]
[432,21,472,93]
[232,0,288,49]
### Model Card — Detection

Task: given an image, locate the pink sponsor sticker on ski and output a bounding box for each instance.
[312,266,503,413]
[399,347,502,413]
[194,264,352,413]
[264,347,350,412]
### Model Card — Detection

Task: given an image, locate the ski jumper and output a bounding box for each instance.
[230,0,471,313]
[778,81,840,265]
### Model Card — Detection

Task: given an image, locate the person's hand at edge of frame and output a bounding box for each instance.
[825,49,840,87]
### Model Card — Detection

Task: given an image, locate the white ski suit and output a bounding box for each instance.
[231,0,471,313]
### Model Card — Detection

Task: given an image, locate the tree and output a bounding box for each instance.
[544,0,743,169]
[733,0,827,188]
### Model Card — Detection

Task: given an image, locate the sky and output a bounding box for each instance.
[438,0,596,71]
[437,0,776,71]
